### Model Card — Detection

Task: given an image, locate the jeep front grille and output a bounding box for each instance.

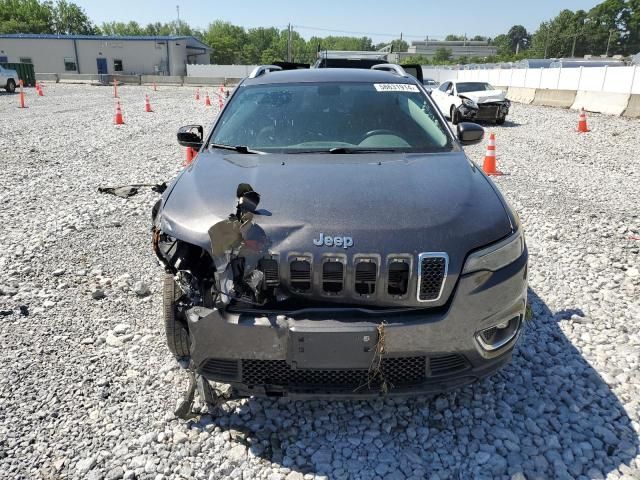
[387,260,409,296]
[258,258,279,287]
[322,260,344,293]
[429,353,469,376]
[417,253,448,302]
[355,261,377,295]
[201,358,239,380]
[241,356,427,388]
[200,355,470,388]
[290,259,311,292]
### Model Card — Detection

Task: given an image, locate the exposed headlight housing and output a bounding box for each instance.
[462,229,525,275]
[462,98,478,109]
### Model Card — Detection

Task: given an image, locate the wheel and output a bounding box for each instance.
[496,116,506,125]
[163,273,190,358]
[6,79,16,93]
[450,106,460,125]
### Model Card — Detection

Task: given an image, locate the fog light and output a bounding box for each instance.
[476,316,521,351]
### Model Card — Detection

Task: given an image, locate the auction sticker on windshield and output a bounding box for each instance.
[374,83,420,92]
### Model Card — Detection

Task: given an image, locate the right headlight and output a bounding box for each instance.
[462,229,525,275]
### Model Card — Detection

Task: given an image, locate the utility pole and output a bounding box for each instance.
[571,33,577,58]
[605,29,614,57]
[176,5,180,34]
[287,23,292,62]
[544,31,549,59]
[516,40,520,55]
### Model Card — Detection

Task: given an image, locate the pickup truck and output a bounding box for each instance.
[0,65,18,93]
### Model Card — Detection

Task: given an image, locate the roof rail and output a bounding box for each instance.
[248,65,283,78]
[371,63,408,76]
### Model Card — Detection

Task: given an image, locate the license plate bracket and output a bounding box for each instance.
[287,327,378,369]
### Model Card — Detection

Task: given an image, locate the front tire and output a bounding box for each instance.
[6,79,16,93]
[450,106,460,125]
[496,116,506,125]
[163,273,190,358]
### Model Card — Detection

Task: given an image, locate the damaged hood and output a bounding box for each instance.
[460,90,507,104]
[160,150,512,276]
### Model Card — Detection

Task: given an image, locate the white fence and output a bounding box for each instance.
[423,66,640,94]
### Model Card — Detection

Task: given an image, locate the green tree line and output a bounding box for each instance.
[2,0,640,65]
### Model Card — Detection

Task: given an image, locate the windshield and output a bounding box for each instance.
[456,82,495,93]
[209,82,453,153]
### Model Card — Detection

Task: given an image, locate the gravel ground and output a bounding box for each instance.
[0,83,639,480]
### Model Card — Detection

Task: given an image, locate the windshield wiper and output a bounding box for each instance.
[328,147,399,154]
[209,143,264,154]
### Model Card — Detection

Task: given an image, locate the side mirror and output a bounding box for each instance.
[177,125,203,149]
[457,122,484,145]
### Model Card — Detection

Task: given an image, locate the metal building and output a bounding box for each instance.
[0,34,211,76]
[403,40,497,60]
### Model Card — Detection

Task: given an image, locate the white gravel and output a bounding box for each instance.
[1,84,639,480]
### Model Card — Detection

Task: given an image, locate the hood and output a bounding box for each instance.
[460,90,507,104]
[160,150,512,279]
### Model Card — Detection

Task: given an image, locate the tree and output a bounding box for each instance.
[433,47,452,63]
[390,38,408,52]
[400,55,431,65]
[100,21,144,36]
[0,0,53,34]
[51,0,96,34]
[492,34,512,56]
[445,34,465,41]
[506,25,531,51]
[203,21,248,64]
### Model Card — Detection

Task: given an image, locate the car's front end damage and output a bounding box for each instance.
[456,92,511,124]
[152,150,528,398]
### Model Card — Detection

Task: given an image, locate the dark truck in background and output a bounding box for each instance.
[274,50,424,83]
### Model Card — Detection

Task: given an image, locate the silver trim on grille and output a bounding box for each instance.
[416,252,449,302]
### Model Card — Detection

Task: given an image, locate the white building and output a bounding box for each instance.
[0,34,211,76]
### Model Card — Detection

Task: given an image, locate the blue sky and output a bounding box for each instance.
[76,0,602,41]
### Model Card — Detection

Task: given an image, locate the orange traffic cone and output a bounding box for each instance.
[195,89,200,100]
[36,82,44,96]
[218,96,223,109]
[114,100,124,125]
[18,80,26,109]
[145,94,153,112]
[482,133,503,176]
[205,92,211,106]
[183,147,196,166]
[576,108,590,133]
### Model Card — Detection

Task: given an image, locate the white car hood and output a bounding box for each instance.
[459,90,507,104]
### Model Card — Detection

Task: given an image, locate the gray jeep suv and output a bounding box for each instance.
[152,65,528,398]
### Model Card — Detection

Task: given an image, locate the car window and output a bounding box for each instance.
[456,82,494,93]
[210,82,453,153]
[438,82,450,92]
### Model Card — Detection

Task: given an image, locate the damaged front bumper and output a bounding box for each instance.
[457,100,510,123]
[184,250,528,398]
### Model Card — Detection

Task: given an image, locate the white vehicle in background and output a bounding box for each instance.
[422,78,439,92]
[431,81,510,125]
[0,65,18,93]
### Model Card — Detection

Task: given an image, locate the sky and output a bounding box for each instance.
[76,0,603,42]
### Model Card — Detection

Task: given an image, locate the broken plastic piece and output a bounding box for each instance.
[98,183,167,198]
[174,370,198,420]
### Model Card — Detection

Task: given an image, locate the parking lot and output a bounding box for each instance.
[0,83,639,479]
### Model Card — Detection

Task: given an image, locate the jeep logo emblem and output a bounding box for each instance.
[313,233,353,249]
